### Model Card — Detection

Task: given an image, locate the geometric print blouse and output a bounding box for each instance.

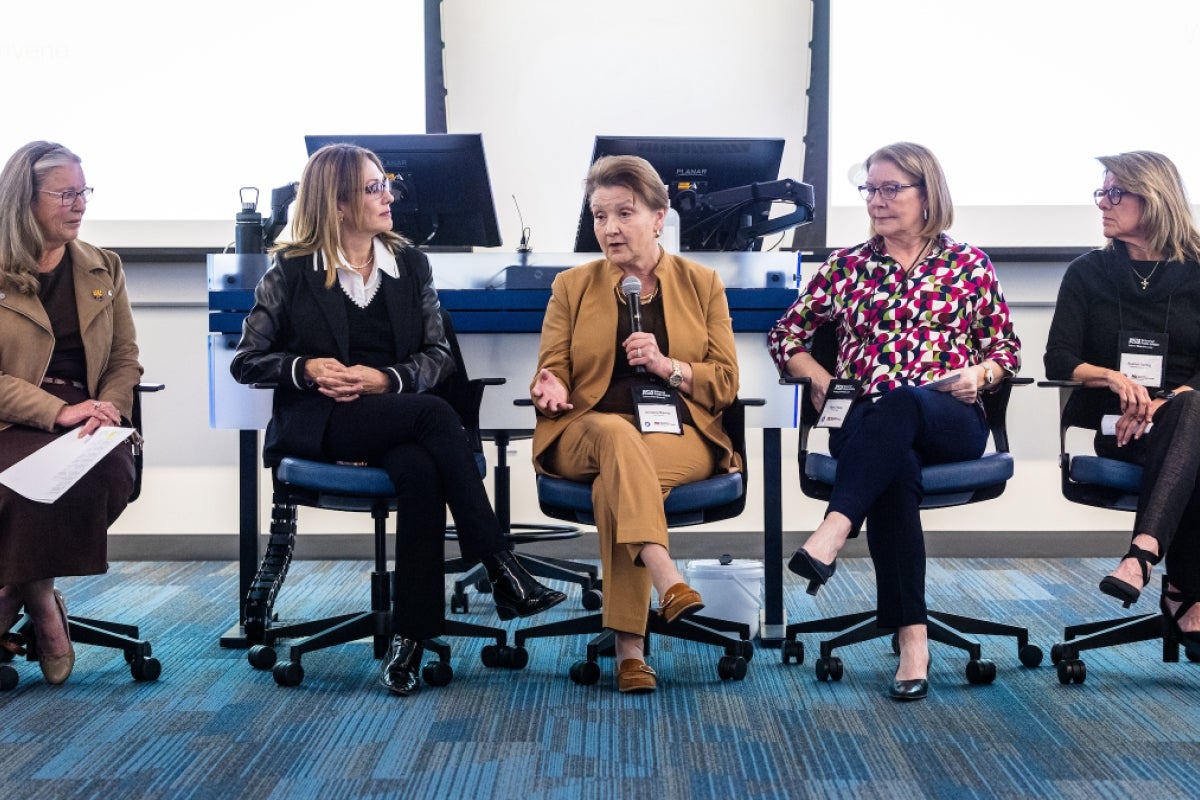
[767,234,1021,398]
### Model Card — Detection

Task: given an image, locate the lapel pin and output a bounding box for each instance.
[92,289,103,299]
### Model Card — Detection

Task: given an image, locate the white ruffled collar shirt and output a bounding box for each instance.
[325,238,398,308]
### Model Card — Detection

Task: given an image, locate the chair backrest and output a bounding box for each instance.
[795,322,1017,510]
[1046,383,1141,512]
[535,397,751,528]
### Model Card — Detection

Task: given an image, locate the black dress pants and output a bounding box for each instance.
[322,392,509,639]
[827,387,988,628]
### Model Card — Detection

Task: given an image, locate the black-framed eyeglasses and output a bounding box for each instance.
[40,187,93,207]
[1093,187,1136,206]
[364,178,392,197]
[858,182,922,201]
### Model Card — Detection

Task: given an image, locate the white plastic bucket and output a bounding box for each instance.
[685,558,764,638]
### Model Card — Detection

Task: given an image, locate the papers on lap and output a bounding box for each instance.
[0,426,134,503]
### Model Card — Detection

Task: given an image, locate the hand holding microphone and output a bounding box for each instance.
[621,276,648,374]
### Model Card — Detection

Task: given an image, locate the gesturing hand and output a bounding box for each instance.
[531,368,573,414]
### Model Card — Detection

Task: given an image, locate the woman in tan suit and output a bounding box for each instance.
[0,141,142,685]
[530,155,740,693]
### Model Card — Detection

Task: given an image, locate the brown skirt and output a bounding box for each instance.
[0,384,134,585]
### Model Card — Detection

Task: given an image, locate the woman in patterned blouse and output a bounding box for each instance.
[767,142,1021,701]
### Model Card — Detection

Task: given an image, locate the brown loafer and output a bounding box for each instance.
[38,590,75,686]
[617,659,657,693]
[658,582,704,624]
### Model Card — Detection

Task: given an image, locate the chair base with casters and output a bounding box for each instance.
[0,382,164,692]
[513,399,763,685]
[243,458,527,688]
[446,429,599,613]
[780,370,1044,684]
[1050,577,1200,685]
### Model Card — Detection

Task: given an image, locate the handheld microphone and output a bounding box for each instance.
[620,276,646,373]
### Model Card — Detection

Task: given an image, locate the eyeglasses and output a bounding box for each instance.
[40,187,93,207]
[858,182,922,201]
[364,178,392,197]
[1093,187,1136,206]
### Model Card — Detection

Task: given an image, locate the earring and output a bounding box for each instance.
[923,208,929,221]
[654,229,661,238]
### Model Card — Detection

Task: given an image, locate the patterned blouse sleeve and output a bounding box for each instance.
[767,253,846,372]
[969,250,1021,375]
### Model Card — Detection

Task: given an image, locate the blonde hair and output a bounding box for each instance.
[585,155,669,212]
[864,142,954,239]
[1097,151,1200,264]
[274,143,408,288]
[0,141,82,294]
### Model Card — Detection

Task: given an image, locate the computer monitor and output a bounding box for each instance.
[304,133,502,249]
[573,136,786,252]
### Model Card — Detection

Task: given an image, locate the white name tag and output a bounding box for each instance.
[817,379,860,429]
[1119,330,1167,388]
[633,383,683,435]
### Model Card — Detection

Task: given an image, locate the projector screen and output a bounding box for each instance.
[0,0,426,247]
[825,0,1200,248]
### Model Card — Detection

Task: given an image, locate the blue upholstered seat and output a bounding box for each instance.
[1069,455,1142,496]
[805,451,1015,509]
[535,471,744,527]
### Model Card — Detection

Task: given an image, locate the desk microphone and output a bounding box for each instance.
[620,276,646,373]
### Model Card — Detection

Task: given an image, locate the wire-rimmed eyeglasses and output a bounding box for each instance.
[858,182,922,202]
[364,178,392,197]
[40,187,93,207]
[1093,187,1136,206]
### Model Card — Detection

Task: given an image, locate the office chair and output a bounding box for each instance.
[1039,380,1198,684]
[512,398,762,685]
[0,382,165,692]
[778,326,1042,685]
[241,309,522,688]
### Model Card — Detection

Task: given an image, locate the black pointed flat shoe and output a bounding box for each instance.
[787,547,837,596]
[888,678,928,701]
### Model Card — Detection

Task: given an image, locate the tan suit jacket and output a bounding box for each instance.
[0,240,142,432]
[531,252,741,475]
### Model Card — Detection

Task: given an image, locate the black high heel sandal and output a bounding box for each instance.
[1159,587,1200,658]
[1099,544,1160,608]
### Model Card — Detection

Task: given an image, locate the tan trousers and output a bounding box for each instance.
[545,413,715,634]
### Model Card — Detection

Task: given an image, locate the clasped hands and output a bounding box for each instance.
[1105,370,1162,447]
[56,398,122,438]
[305,358,388,402]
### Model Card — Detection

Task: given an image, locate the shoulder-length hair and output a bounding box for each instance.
[1098,151,1200,264]
[0,141,82,294]
[864,141,954,240]
[584,155,670,213]
[274,143,408,288]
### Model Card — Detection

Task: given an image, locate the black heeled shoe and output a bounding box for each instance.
[483,550,567,621]
[380,636,423,696]
[888,678,929,701]
[1099,543,1160,607]
[787,547,837,596]
[1159,587,1200,658]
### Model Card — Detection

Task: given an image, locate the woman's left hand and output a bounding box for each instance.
[56,399,122,438]
[623,333,667,379]
[933,366,982,404]
[1114,398,1163,447]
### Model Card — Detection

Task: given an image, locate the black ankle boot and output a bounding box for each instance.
[483,550,567,621]
[380,636,423,696]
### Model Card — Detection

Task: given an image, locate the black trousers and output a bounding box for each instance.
[323,392,509,639]
[1102,391,1200,598]
[827,387,988,628]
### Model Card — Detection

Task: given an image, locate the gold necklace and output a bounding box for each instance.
[1131,260,1161,290]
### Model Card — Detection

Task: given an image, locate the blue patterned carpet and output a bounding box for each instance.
[1,558,1197,799]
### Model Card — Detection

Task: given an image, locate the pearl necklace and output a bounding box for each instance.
[346,248,375,273]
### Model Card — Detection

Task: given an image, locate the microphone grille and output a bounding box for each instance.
[620,276,642,297]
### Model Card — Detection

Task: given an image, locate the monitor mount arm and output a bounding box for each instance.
[675,178,817,251]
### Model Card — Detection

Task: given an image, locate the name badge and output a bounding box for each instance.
[1118,330,1167,388]
[632,383,683,435]
[817,379,861,428]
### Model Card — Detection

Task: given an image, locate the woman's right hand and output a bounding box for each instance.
[1103,368,1153,419]
[55,399,122,438]
[531,368,573,414]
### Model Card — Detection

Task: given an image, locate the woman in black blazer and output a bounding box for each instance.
[231,143,564,696]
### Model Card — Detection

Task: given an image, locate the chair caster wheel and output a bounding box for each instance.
[450,593,469,614]
[273,660,304,687]
[735,639,754,662]
[717,655,747,681]
[1187,648,1200,663]
[569,660,601,685]
[1050,643,1066,665]
[581,589,603,611]
[966,658,996,685]
[0,665,17,691]
[1057,658,1086,684]
[480,644,500,668]
[781,639,804,665]
[1019,644,1044,668]
[474,578,493,595]
[248,645,277,670]
[422,661,453,687]
[815,656,843,682]
[503,646,529,669]
[131,657,161,682]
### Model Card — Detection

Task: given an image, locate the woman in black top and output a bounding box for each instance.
[1044,150,1200,653]
[231,144,564,695]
